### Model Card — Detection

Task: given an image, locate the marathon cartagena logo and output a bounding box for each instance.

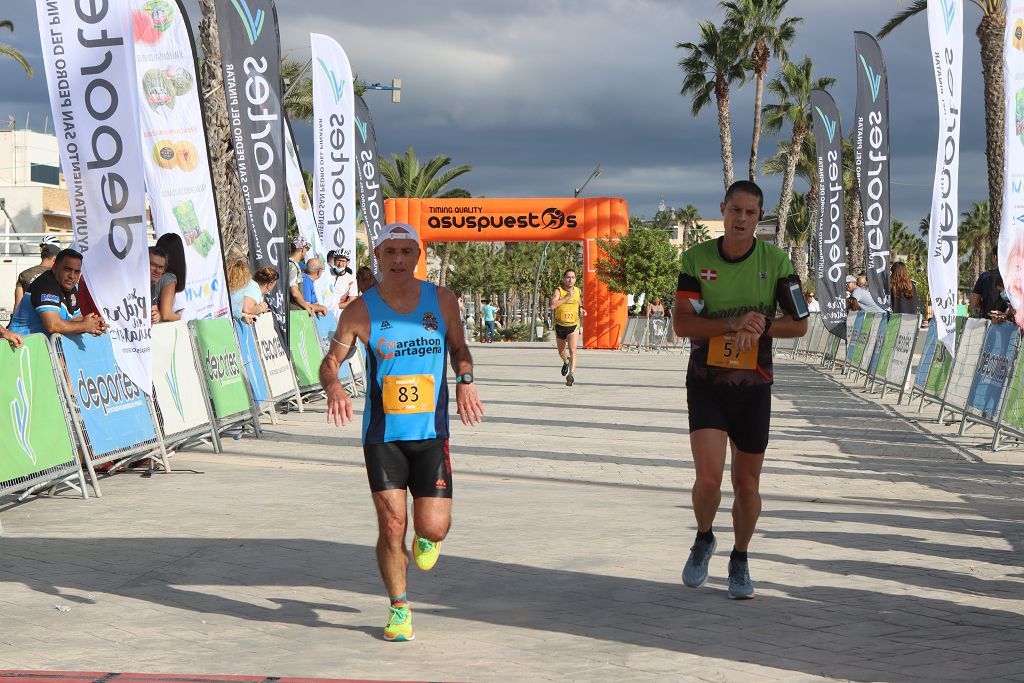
[376,336,443,360]
[76,367,144,416]
[230,0,265,45]
[427,207,578,233]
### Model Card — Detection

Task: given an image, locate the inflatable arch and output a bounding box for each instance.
[384,198,629,349]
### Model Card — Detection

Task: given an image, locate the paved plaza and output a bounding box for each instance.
[1,343,1023,681]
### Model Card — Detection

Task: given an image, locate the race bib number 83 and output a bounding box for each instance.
[707,334,757,370]
[382,374,435,414]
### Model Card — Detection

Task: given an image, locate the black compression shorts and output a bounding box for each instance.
[686,381,772,454]
[363,438,452,498]
[555,324,579,340]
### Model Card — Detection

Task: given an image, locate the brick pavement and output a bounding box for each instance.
[1,343,1023,681]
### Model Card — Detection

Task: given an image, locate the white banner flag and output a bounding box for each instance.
[131,0,229,321]
[927,0,963,356]
[284,121,325,260]
[1001,1,1024,330]
[36,0,152,391]
[311,33,356,260]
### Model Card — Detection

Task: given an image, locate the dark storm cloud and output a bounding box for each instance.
[1,0,995,228]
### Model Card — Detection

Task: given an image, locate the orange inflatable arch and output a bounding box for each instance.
[385,197,629,349]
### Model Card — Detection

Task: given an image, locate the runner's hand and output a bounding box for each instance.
[325,384,354,427]
[736,311,766,335]
[734,329,760,353]
[456,382,484,426]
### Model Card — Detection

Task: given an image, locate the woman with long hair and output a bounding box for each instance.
[153,233,187,321]
[228,260,272,323]
[890,261,918,314]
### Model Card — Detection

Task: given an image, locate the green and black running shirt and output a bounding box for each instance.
[677,237,797,387]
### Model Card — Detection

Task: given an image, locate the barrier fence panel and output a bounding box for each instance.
[844,312,867,373]
[252,312,303,410]
[234,319,272,419]
[0,335,86,519]
[869,314,899,392]
[620,317,639,351]
[883,314,922,404]
[937,318,989,424]
[314,312,359,396]
[911,321,939,403]
[864,314,889,385]
[962,322,1020,433]
[853,313,881,380]
[53,333,169,494]
[993,340,1024,449]
[648,316,670,350]
[191,318,262,438]
[824,332,842,368]
[919,317,966,411]
[151,321,221,453]
[290,310,326,397]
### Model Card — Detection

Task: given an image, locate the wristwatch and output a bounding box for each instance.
[456,373,474,384]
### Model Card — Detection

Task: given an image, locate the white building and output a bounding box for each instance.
[0,126,73,255]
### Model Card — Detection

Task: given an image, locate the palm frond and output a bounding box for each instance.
[877,0,927,39]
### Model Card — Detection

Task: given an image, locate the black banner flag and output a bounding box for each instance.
[811,89,849,340]
[354,94,386,278]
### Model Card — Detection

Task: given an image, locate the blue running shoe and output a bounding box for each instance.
[682,535,716,587]
[727,558,755,599]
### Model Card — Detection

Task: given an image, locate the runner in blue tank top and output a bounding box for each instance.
[320,222,484,643]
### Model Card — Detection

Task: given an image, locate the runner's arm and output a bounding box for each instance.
[672,295,765,338]
[767,313,808,339]
[439,287,483,425]
[319,298,368,427]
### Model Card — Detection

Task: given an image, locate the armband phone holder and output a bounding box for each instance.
[777,276,809,320]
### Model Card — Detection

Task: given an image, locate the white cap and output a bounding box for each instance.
[374,222,420,247]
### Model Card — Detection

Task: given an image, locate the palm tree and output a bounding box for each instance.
[761,58,836,246]
[281,58,370,124]
[783,190,812,283]
[380,148,472,287]
[721,0,802,181]
[675,203,702,247]
[199,0,246,259]
[960,201,990,286]
[879,0,1006,247]
[0,20,31,76]
[678,21,751,191]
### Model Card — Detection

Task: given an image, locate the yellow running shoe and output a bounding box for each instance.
[383,603,414,642]
[413,534,440,571]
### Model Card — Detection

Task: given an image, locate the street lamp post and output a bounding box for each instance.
[528,164,601,342]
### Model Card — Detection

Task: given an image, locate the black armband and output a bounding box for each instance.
[776,275,809,320]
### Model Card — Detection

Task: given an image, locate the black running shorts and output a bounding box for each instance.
[555,324,579,340]
[686,381,772,454]
[363,438,452,498]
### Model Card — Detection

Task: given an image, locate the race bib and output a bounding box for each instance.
[707,334,757,370]
[382,374,435,414]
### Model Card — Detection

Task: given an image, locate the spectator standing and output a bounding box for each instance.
[227,260,270,323]
[481,299,498,343]
[846,275,884,313]
[805,291,820,313]
[302,258,328,317]
[155,233,187,318]
[14,242,59,311]
[970,247,1009,320]
[287,236,317,315]
[890,262,918,315]
[316,250,358,314]
[356,265,376,294]
[149,246,180,323]
[9,248,106,337]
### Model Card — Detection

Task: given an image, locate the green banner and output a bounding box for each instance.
[194,318,251,419]
[875,314,901,379]
[290,311,324,388]
[1001,355,1024,432]
[0,335,76,484]
[849,313,875,366]
[924,316,966,397]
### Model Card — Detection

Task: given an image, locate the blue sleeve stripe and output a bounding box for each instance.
[35,304,62,314]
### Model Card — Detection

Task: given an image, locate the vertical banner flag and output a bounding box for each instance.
[811,89,848,340]
[132,0,230,320]
[283,118,325,260]
[927,0,963,356]
[214,0,288,342]
[311,33,356,261]
[1001,0,1024,330]
[354,94,385,278]
[36,0,153,392]
[854,31,892,312]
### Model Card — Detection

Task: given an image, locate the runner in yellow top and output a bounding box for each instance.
[551,269,587,386]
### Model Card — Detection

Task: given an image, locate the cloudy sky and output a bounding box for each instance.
[1,0,993,227]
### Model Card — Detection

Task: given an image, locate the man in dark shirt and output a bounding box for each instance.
[970,247,1009,321]
[9,248,106,337]
[13,242,59,311]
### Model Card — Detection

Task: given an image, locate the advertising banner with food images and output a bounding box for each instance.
[132,0,229,321]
